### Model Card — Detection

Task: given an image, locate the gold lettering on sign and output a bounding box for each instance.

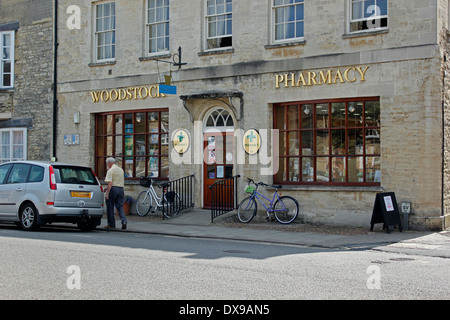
[275,66,370,89]
[90,85,166,103]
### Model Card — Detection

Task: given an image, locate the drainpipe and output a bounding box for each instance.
[52,0,58,161]
[442,52,447,230]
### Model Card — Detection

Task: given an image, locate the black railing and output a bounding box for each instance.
[209,175,240,223]
[161,174,195,220]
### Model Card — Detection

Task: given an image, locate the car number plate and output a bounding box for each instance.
[71,191,91,198]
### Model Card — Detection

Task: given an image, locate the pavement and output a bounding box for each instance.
[100,208,450,255]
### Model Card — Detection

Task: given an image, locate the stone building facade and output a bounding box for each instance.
[56,0,450,230]
[0,0,54,161]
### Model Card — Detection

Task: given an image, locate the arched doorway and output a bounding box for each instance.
[202,108,235,208]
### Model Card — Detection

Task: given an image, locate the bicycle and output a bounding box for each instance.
[237,178,299,224]
[136,177,181,219]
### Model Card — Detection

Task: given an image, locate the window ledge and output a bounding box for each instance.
[139,53,172,62]
[198,48,234,56]
[342,28,389,39]
[265,40,306,49]
[88,60,116,68]
[267,185,383,192]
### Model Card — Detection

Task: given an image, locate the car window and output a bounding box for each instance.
[53,166,98,185]
[0,163,12,184]
[29,165,44,183]
[6,164,31,184]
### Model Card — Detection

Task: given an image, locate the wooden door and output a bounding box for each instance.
[203,132,234,208]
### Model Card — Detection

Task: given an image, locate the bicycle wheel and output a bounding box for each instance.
[136,191,152,217]
[237,196,257,223]
[273,196,299,224]
[162,191,181,219]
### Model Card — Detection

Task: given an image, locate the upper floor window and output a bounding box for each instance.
[273,0,304,42]
[147,0,170,54]
[349,0,388,33]
[95,1,116,61]
[206,0,232,50]
[1,31,14,88]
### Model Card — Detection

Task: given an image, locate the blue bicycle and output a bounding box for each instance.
[237,178,299,224]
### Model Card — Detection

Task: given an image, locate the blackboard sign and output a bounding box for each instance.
[370,192,403,234]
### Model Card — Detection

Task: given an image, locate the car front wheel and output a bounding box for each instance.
[19,203,40,231]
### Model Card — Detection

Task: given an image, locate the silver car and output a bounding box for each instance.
[0,161,104,231]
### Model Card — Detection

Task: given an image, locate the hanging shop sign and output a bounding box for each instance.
[90,85,168,103]
[243,129,261,155]
[172,129,190,154]
[275,66,369,89]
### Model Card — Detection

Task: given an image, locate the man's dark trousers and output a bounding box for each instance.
[106,186,127,228]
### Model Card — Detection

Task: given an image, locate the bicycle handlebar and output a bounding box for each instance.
[246,178,282,189]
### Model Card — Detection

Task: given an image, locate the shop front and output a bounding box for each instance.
[57,53,444,230]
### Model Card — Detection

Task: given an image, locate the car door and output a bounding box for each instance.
[0,163,13,217]
[2,163,31,215]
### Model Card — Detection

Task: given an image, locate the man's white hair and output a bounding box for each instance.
[106,157,116,164]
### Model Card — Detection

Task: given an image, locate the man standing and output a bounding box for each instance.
[104,157,127,229]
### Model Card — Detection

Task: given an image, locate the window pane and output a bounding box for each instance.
[315,103,329,128]
[316,130,329,155]
[2,131,9,145]
[7,164,30,183]
[301,157,314,182]
[161,112,169,132]
[287,105,298,129]
[135,135,145,156]
[0,164,12,183]
[288,131,299,155]
[331,102,346,127]
[366,156,381,182]
[2,47,10,60]
[348,156,364,183]
[348,129,364,155]
[29,165,44,183]
[301,104,313,128]
[331,129,345,154]
[301,131,313,154]
[288,158,300,182]
[148,157,159,177]
[366,129,380,154]
[2,74,11,87]
[365,100,380,127]
[348,102,363,126]
[352,1,363,20]
[136,157,146,178]
[3,61,11,73]
[13,131,23,144]
[115,135,123,156]
[332,157,346,182]
[316,157,329,182]
[135,113,146,133]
